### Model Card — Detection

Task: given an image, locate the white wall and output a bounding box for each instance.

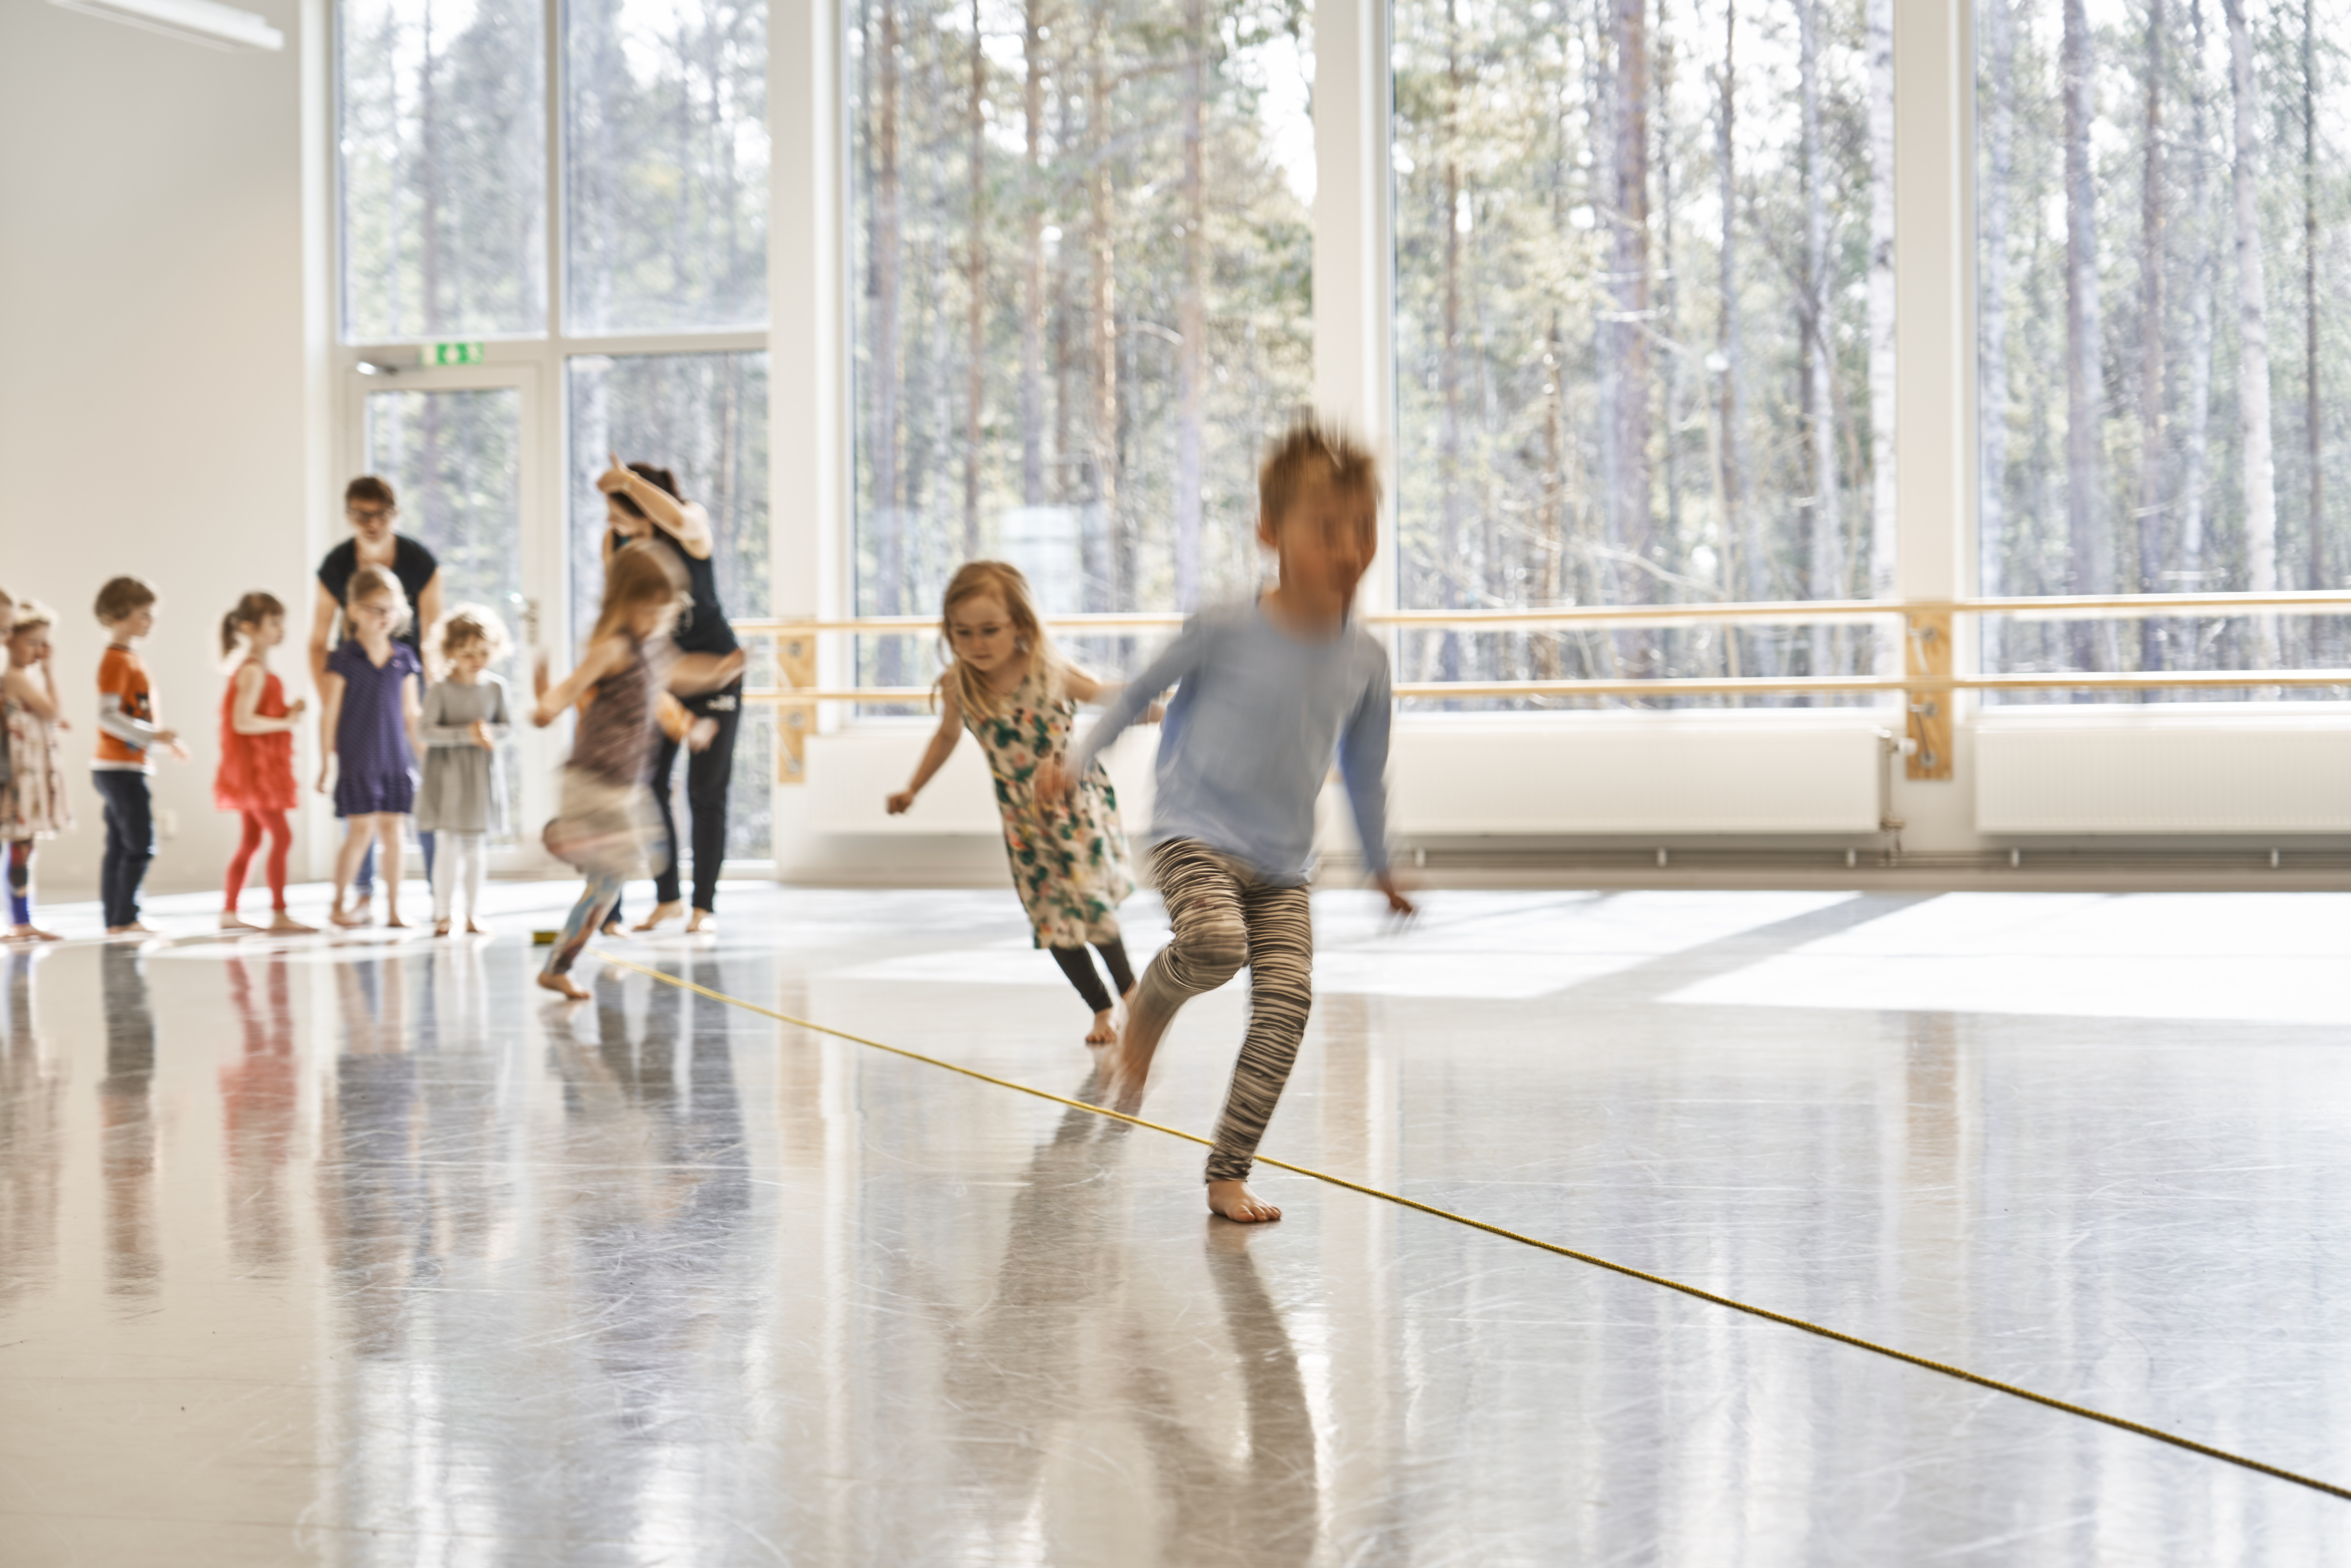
[2,0,319,898]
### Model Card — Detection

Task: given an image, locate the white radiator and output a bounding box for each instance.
[1384,714,1887,835]
[1975,708,2351,833]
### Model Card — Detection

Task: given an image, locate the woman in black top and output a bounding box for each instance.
[596,454,741,935]
[310,475,444,915]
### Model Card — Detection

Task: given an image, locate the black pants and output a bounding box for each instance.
[93,770,154,929]
[611,683,740,923]
[1050,938,1137,1014]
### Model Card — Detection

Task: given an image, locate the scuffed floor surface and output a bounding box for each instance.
[4,881,2349,1563]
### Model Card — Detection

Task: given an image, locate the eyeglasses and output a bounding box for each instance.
[346,506,394,523]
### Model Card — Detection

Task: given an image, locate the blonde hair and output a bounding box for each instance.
[593,542,688,646]
[345,564,413,635]
[426,603,513,679]
[11,598,56,636]
[935,561,1070,721]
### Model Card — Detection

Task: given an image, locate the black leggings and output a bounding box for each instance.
[1050,938,1136,1014]
[610,683,741,924]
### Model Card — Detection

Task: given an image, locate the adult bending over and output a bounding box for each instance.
[310,476,442,913]
[596,454,740,936]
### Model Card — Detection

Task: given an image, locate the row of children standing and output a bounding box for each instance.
[0,567,514,943]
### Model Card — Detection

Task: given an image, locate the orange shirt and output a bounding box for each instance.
[94,645,156,771]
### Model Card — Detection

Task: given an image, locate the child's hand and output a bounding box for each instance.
[286,696,308,719]
[1034,757,1073,805]
[1374,872,1417,919]
[163,734,191,762]
[686,716,720,752]
[530,700,558,729]
[532,650,552,700]
[469,718,495,750]
[885,789,915,815]
[316,762,331,794]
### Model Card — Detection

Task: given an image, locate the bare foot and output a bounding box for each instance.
[327,902,368,929]
[10,926,62,944]
[1099,996,1167,1113]
[631,900,686,933]
[433,920,452,937]
[267,913,318,935]
[1085,1008,1117,1045]
[106,922,157,938]
[383,913,408,929]
[1207,1180,1281,1224]
[535,971,589,1000]
[464,920,489,935]
[598,921,623,938]
[685,910,717,935]
[220,913,263,932]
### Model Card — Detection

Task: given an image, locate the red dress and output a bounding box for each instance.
[215,664,298,813]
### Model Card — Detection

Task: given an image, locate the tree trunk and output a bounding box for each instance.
[1610,0,1655,669]
[1799,0,1838,653]
[1656,0,1684,583]
[2138,0,2166,671]
[1716,0,1764,675]
[1173,0,1207,609]
[964,0,987,558]
[1085,0,1118,611]
[872,0,906,676]
[2305,0,2324,593]
[1438,0,1465,683]
[1020,0,1049,506]
[1537,312,1565,680]
[1866,0,1896,615]
[1980,0,2015,611]
[2228,0,2281,665]
[2063,0,2108,674]
[2181,0,2217,585]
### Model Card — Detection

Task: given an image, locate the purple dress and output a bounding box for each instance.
[328,638,420,816]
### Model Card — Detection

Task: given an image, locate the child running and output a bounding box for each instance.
[93,576,188,937]
[888,561,1146,1045]
[216,592,314,934]
[4,600,72,942]
[416,605,513,937]
[317,565,423,928]
[532,544,742,999]
[1039,421,1414,1224]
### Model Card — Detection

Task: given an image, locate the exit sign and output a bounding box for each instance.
[419,341,486,366]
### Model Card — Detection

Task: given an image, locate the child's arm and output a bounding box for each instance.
[416,684,479,747]
[1337,661,1414,916]
[315,672,346,792]
[1037,622,1206,802]
[1062,668,1163,724]
[229,664,304,735]
[666,648,747,695]
[531,637,631,727]
[886,686,963,814]
[401,672,424,755]
[4,664,60,722]
[468,679,512,751]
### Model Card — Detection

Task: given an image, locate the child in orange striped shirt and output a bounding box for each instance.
[92,576,188,936]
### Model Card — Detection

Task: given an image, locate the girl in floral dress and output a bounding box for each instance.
[3,600,73,943]
[888,561,1150,1045]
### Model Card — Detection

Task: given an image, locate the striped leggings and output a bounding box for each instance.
[1137,838,1315,1184]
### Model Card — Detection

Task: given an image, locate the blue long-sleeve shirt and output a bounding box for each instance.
[1068,598,1393,885]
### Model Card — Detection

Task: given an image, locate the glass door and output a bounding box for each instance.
[347,362,562,865]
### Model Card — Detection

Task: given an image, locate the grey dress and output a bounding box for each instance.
[414,675,511,833]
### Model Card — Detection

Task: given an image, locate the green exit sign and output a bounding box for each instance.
[419,341,486,366]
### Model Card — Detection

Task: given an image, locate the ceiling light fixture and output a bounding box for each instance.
[49,0,284,52]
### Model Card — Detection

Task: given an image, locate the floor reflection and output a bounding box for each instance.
[6,890,2350,1564]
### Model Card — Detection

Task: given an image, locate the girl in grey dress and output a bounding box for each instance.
[417,607,513,936]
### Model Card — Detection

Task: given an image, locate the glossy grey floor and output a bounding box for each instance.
[4,883,2349,1564]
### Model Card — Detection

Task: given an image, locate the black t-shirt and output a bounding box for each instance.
[609,526,739,655]
[318,535,440,652]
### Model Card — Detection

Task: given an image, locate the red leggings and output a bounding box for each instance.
[225,809,291,913]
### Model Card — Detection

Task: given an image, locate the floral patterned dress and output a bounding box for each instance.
[964,667,1134,948]
[2,697,71,840]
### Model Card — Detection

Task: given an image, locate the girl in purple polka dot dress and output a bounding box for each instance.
[317,564,423,928]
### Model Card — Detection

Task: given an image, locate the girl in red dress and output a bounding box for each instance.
[217,592,314,933]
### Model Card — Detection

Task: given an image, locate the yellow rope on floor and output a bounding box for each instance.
[591,948,2351,1503]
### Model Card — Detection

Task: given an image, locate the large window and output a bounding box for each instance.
[845,0,1315,691]
[1391,0,1896,700]
[1978,0,2351,696]
[338,0,772,858]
